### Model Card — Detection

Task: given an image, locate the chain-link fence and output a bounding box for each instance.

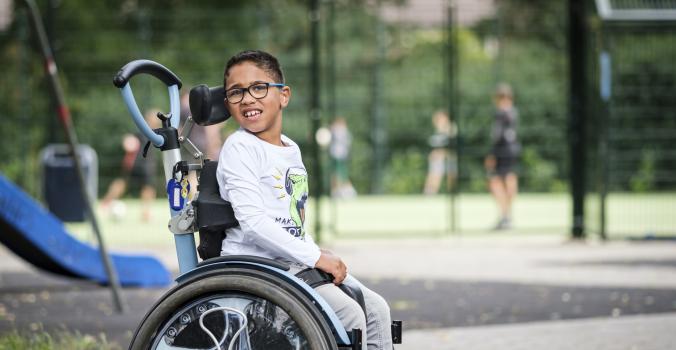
[326,0,571,236]
[0,0,572,241]
[1,0,674,242]
[587,10,676,238]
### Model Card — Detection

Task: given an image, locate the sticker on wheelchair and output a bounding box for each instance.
[153,294,309,349]
[167,179,190,211]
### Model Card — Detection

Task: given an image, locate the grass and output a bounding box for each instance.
[63,192,676,251]
[588,192,676,237]
[0,330,121,350]
[325,192,571,236]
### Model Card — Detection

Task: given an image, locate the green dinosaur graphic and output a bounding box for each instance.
[285,168,308,238]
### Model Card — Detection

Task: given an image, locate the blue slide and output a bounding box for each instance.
[0,174,171,287]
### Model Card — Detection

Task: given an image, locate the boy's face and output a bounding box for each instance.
[224,62,291,145]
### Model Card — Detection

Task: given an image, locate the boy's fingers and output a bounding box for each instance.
[333,264,347,284]
[333,273,345,285]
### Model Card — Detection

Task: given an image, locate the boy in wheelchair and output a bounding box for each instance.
[214,50,393,350]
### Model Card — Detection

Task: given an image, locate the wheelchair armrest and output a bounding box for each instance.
[196,255,291,271]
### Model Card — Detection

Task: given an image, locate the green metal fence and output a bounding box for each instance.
[2,1,674,241]
[588,15,676,238]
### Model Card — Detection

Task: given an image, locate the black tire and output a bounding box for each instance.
[129,267,337,350]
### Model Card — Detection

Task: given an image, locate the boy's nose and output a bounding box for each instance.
[241,90,257,104]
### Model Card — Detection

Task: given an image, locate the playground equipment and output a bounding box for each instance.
[0,174,171,287]
[114,59,402,349]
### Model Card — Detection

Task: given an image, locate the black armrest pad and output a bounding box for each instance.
[196,255,291,271]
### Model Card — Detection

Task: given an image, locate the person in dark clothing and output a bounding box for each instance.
[100,109,160,221]
[484,83,520,230]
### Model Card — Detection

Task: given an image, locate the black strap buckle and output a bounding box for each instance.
[294,268,333,288]
[391,320,403,344]
[142,140,151,158]
[349,328,362,350]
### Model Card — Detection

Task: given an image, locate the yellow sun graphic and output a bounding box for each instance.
[272,168,285,199]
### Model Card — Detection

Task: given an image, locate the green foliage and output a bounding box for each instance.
[1,0,316,195]
[521,147,565,192]
[347,137,374,194]
[0,0,570,196]
[3,0,672,197]
[382,148,426,194]
[629,149,656,192]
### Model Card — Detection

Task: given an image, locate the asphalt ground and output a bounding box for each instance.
[1,234,676,349]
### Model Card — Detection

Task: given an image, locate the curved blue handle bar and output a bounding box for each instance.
[114,59,182,146]
[113,59,182,89]
[119,83,181,147]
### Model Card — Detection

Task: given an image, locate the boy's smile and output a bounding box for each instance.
[244,110,261,117]
[225,62,291,146]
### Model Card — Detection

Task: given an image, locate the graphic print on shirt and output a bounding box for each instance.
[272,168,286,199]
[283,167,308,238]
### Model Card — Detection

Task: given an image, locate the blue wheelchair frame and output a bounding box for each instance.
[114,59,358,348]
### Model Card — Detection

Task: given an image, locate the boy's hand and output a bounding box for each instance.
[315,251,347,285]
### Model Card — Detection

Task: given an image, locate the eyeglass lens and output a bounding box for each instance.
[226,83,269,103]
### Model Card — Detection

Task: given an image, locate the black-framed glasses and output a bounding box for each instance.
[224,82,285,104]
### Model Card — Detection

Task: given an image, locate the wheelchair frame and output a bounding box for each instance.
[114,59,401,350]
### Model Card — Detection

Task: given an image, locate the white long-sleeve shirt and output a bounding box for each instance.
[216,128,321,267]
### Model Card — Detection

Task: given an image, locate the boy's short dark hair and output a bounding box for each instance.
[223,50,285,87]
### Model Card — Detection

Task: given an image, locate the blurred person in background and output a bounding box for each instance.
[100,109,161,221]
[329,116,356,198]
[423,110,457,195]
[485,83,520,230]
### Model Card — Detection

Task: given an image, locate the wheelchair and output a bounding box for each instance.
[113,60,402,350]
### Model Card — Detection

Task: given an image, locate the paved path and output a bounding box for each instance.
[337,235,676,349]
[329,235,676,289]
[1,234,676,349]
[401,312,676,350]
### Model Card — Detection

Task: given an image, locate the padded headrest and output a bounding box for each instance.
[189,84,231,126]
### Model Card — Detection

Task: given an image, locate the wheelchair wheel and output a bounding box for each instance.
[129,268,338,350]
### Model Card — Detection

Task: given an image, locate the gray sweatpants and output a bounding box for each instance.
[289,266,393,350]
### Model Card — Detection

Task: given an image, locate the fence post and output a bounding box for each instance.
[370,0,387,194]
[568,0,588,239]
[446,0,459,234]
[309,0,323,243]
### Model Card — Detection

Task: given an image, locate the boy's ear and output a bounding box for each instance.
[280,86,291,109]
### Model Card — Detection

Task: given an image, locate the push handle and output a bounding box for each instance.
[113,59,182,89]
[114,59,182,147]
[114,59,197,273]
